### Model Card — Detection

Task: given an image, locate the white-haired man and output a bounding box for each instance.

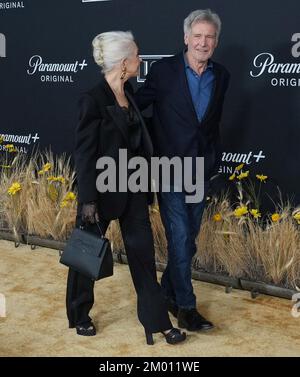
[136,9,230,331]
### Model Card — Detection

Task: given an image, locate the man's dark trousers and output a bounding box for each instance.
[157,184,208,309]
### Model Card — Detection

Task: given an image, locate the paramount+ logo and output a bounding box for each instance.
[250,33,300,87]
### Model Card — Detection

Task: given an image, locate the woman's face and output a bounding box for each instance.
[124,43,142,78]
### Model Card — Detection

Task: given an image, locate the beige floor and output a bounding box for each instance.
[0,239,299,357]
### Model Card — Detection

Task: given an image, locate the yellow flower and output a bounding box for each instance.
[60,192,77,208]
[58,176,65,184]
[293,213,300,224]
[234,205,248,218]
[271,213,280,222]
[43,163,52,172]
[60,191,76,208]
[48,184,58,202]
[60,200,69,208]
[0,135,4,144]
[237,171,249,180]
[229,173,236,181]
[256,174,268,183]
[57,176,65,184]
[38,163,52,175]
[236,163,244,171]
[8,182,22,195]
[250,209,261,219]
[0,165,11,169]
[213,213,222,222]
[64,192,76,201]
[47,176,65,184]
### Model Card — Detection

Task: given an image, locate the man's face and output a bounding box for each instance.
[184,21,218,64]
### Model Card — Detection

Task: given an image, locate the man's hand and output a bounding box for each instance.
[81,202,100,224]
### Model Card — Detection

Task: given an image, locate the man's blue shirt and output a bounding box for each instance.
[184,53,215,122]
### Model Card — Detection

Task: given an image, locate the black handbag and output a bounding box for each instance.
[60,222,113,281]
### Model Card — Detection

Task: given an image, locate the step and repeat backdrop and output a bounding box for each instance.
[0,0,299,206]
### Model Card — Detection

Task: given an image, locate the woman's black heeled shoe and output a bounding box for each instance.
[161,328,186,344]
[145,328,186,345]
[76,322,96,336]
[145,330,154,345]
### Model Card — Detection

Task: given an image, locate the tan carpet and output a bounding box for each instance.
[0,240,299,357]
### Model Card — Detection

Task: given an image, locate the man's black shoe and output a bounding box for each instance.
[177,308,214,331]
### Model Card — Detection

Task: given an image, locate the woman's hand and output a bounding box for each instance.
[81,202,100,224]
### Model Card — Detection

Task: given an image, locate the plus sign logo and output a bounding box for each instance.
[0,293,5,317]
[31,133,40,143]
[78,59,88,70]
[253,150,265,163]
[0,33,6,58]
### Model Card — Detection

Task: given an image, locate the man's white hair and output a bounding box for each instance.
[184,9,221,40]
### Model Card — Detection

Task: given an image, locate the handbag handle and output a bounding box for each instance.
[79,221,105,238]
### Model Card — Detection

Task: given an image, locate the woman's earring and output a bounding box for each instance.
[120,66,127,80]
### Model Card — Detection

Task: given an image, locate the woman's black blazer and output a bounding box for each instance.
[74,75,153,221]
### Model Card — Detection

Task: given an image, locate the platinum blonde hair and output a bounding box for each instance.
[92,31,136,73]
[184,9,221,40]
